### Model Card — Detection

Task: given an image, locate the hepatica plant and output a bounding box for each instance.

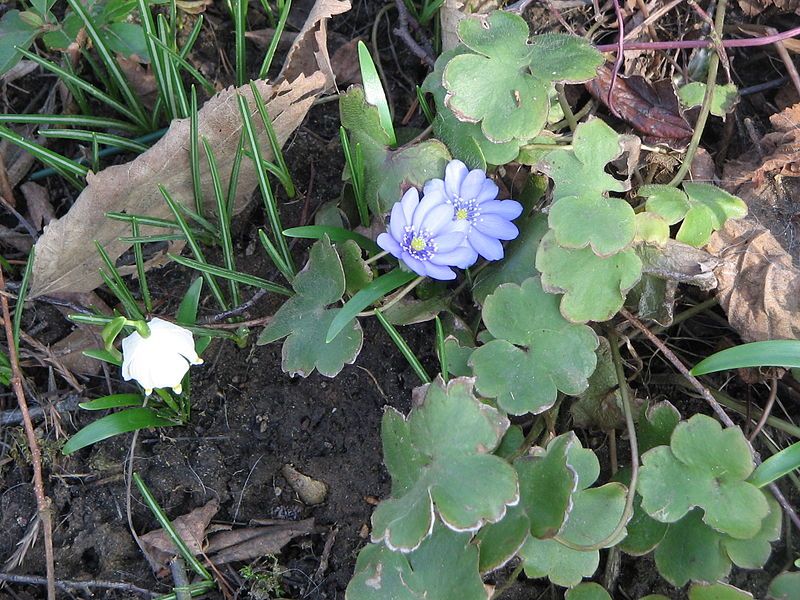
[61,5,789,599]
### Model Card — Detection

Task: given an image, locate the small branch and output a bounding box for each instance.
[393,0,435,68]
[198,288,268,324]
[0,572,157,598]
[749,374,778,442]
[0,268,56,600]
[607,0,626,118]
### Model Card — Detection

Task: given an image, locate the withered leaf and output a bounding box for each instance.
[140,498,219,572]
[737,0,800,15]
[30,0,351,298]
[706,218,800,342]
[586,65,693,148]
[206,519,315,565]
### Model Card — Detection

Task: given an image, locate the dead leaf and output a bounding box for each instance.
[737,0,800,16]
[116,56,158,110]
[30,0,351,298]
[140,498,219,572]
[1,60,37,84]
[52,327,103,376]
[586,65,693,148]
[206,519,314,564]
[637,240,719,290]
[330,38,362,86]
[20,182,55,231]
[244,28,297,50]
[0,224,32,253]
[282,464,328,505]
[176,0,213,14]
[706,218,800,342]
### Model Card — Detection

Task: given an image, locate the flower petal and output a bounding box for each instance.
[480,199,523,220]
[390,199,407,241]
[433,231,466,253]
[377,232,402,256]
[444,160,468,199]
[468,228,505,260]
[476,179,500,203]
[411,190,449,231]
[421,203,456,236]
[423,262,457,280]
[459,169,487,201]
[431,246,478,269]
[475,214,520,240]
[400,187,419,225]
[423,178,446,199]
[400,253,428,277]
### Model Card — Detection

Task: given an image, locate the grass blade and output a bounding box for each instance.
[231,0,246,86]
[130,217,152,313]
[148,35,216,95]
[38,129,148,153]
[159,185,228,310]
[249,80,295,197]
[12,248,34,354]
[62,408,177,455]
[190,87,203,214]
[257,229,293,283]
[169,254,292,296]
[375,309,430,383]
[79,394,143,411]
[435,315,447,382]
[0,114,140,132]
[202,137,240,304]
[357,40,396,146]
[749,441,800,488]
[283,225,381,255]
[95,242,145,320]
[0,124,87,185]
[326,268,416,343]
[176,278,204,325]
[258,0,292,78]
[691,340,800,375]
[226,132,246,215]
[339,127,367,226]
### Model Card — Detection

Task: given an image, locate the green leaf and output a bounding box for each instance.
[357,40,396,147]
[79,393,143,411]
[102,22,147,59]
[678,82,739,118]
[722,494,782,568]
[283,225,382,255]
[688,583,753,600]
[768,571,800,600]
[537,231,642,323]
[347,525,488,600]
[692,340,800,375]
[470,277,598,415]
[338,240,374,296]
[176,278,203,325]
[327,268,416,343]
[443,336,474,377]
[340,87,450,213]
[654,509,730,586]
[443,12,601,144]
[637,401,681,453]
[749,440,800,488]
[541,119,635,255]
[475,503,529,572]
[101,315,127,351]
[62,408,176,455]
[638,414,770,539]
[257,238,364,377]
[634,212,670,245]
[565,583,612,600]
[519,535,599,588]
[371,377,518,551]
[472,212,548,305]
[640,184,691,225]
[0,10,41,75]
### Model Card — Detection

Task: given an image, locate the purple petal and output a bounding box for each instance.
[475,180,499,203]
[389,201,407,241]
[480,199,523,220]
[423,263,457,281]
[468,228,505,260]
[475,215,520,240]
[411,191,449,231]
[377,232,402,256]
[432,231,465,253]
[400,187,420,225]
[423,203,456,235]
[444,160,468,199]
[459,169,487,201]
[400,253,428,277]
[423,178,446,198]
[431,246,478,269]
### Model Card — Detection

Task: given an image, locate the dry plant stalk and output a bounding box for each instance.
[0,267,55,600]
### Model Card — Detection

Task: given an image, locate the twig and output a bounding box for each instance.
[749,374,778,442]
[0,572,157,598]
[0,268,56,600]
[623,0,683,41]
[393,0,435,68]
[0,195,38,240]
[0,393,81,426]
[198,288,268,323]
[607,0,626,118]
[620,309,800,533]
[668,0,727,187]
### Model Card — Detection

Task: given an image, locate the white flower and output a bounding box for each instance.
[121,318,203,395]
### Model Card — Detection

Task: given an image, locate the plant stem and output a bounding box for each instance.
[668,0,727,187]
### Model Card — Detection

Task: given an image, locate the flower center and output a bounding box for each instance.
[451,196,479,224]
[401,227,436,261]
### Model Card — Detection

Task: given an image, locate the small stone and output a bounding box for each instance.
[282,464,328,505]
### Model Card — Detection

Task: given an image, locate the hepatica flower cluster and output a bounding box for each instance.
[377,160,523,280]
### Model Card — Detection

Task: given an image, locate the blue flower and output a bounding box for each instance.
[424,160,523,262]
[377,187,475,280]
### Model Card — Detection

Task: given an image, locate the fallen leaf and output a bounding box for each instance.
[30,0,351,298]
[282,464,328,505]
[706,218,800,341]
[637,239,719,291]
[206,519,315,564]
[737,0,800,16]
[20,181,54,231]
[330,37,361,86]
[116,56,158,110]
[140,498,219,572]
[52,326,103,376]
[585,65,693,148]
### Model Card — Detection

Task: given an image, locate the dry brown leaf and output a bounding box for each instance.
[738,0,800,15]
[30,0,351,298]
[706,218,800,342]
[140,498,219,572]
[206,519,314,565]
[116,56,158,109]
[20,182,55,231]
[330,37,362,86]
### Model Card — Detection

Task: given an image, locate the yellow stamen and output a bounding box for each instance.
[410,237,426,251]
[455,208,469,220]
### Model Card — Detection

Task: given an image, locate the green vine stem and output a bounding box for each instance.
[553,326,639,552]
[668,0,727,186]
